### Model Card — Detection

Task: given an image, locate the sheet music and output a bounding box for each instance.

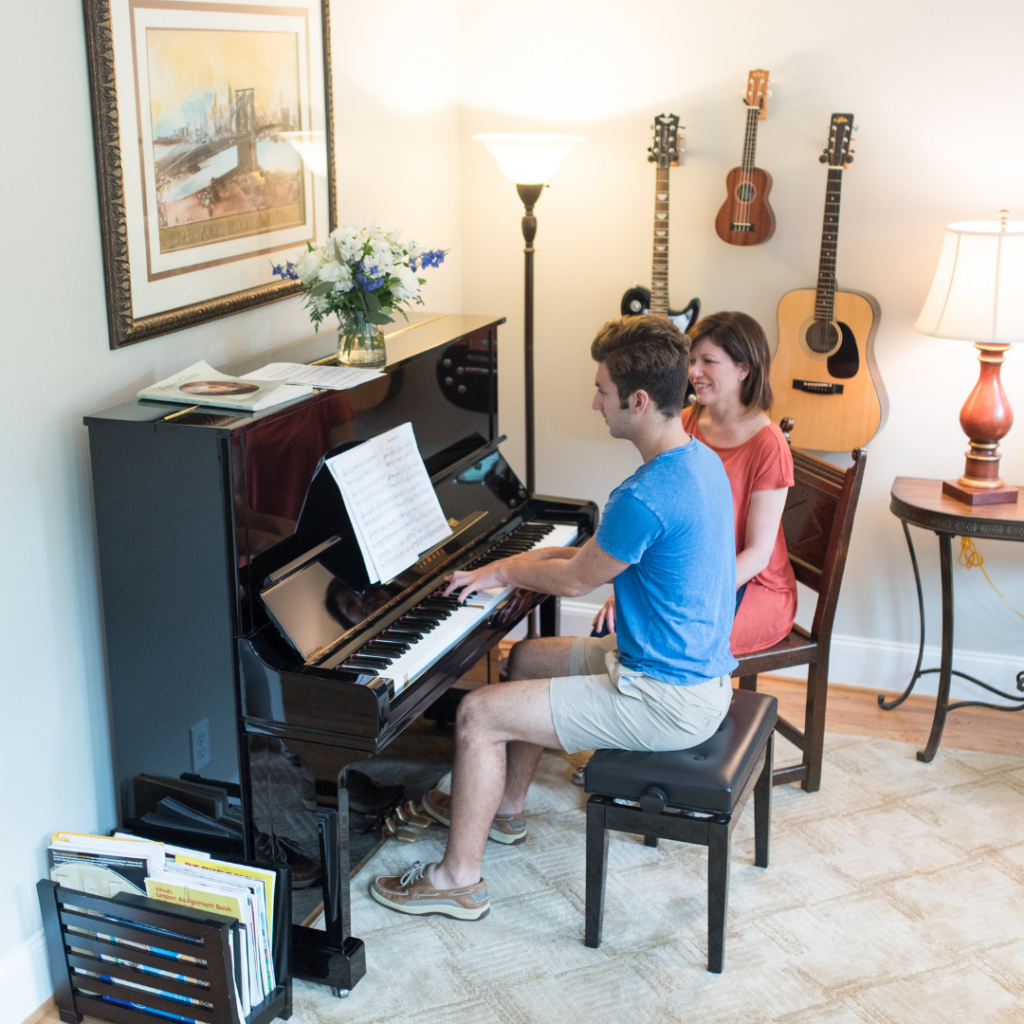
[326,423,452,584]
[242,362,385,391]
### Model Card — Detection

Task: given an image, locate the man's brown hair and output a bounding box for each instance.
[688,311,774,412]
[590,315,691,417]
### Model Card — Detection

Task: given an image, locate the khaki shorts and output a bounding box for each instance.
[548,633,733,755]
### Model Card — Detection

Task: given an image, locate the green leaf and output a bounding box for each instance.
[310,281,333,296]
[365,311,394,325]
[380,306,393,315]
[364,291,381,313]
[306,241,314,252]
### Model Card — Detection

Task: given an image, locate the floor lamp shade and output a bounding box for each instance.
[474,133,583,495]
[915,219,1024,503]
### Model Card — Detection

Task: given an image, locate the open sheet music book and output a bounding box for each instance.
[327,423,453,584]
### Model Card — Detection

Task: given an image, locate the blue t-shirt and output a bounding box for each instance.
[595,439,738,685]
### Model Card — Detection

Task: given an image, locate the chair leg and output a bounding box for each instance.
[754,733,773,869]
[706,821,731,974]
[585,797,609,948]
[737,674,758,692]
[803,658,830,793]
[644,835,659,848]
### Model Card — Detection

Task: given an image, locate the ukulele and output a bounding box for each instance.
[620,113,700,331]
[715,69,776,246]
[770,113,888,451]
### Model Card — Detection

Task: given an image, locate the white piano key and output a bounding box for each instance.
[359,522,579,694]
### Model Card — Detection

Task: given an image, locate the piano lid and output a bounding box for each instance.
[259,437,527,664]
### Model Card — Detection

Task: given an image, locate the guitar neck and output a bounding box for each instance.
[815,168,843,322]
[740,106,759,172]
[650,164,670,315]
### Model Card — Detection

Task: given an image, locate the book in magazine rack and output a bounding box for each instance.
[37,861,291,1024]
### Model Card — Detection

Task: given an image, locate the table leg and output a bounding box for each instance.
[918,533,954,763]
[879,521,927,711]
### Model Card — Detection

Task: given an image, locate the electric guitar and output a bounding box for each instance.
[621,113,700,331]
[770,113,888,451]
[715,69,776,246]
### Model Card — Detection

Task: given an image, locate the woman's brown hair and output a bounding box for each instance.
[688,310,773,412]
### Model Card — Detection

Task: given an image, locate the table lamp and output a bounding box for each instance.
[915,212,1024,504]
[474,133,583,492]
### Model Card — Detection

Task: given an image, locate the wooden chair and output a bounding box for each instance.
[732,436,867,792]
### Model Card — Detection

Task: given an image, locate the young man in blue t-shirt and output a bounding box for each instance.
[370,315,738,921]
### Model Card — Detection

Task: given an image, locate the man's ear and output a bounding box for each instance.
[632,388,652,413]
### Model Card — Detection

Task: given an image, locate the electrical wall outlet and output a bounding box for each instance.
[190,719,211,772]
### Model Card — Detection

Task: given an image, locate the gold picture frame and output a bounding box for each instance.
[82,0,336,349]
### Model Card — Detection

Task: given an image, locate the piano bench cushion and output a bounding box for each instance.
[584,689,779,815]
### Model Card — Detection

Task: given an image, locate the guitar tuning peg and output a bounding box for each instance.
[844,154,855,163]
[854,125,860,131]
[649,123,654,129]
[819,154,829,163]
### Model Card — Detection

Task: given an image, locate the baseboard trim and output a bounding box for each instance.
[557,601,1021,702]
[20,996,55,1024]
[2,928,52,1024]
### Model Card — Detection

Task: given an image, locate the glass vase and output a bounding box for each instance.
[337,311,386,367]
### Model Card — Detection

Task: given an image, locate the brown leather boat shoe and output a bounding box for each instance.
[422,789,528,846]
[370,861,490,920]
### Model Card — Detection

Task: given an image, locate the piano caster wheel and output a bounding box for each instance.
[331,987,350,998]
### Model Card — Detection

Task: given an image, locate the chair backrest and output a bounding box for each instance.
[781,445,866,644]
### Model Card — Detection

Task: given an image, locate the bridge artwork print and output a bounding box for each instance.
[145,27,306,256]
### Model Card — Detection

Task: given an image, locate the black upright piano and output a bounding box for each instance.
[85,313,597,996]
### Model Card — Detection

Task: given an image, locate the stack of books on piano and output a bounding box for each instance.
[47,831,277,1022]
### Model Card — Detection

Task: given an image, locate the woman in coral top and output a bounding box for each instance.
[593,310,796,655]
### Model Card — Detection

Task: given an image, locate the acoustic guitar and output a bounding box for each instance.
[621,113,700,331]
[770,113,888,452]
[715,69,776,246]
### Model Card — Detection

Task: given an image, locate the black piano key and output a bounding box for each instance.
[346,656,392,670]
[363,643,407,656]
[385,628,423,640]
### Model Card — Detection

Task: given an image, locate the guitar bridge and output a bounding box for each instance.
[793,379,844,394]
[730,223,755,232]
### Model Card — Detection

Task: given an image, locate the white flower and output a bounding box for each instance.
[318,260,347,283]
[296,249,324,284]
[392,265,419,301]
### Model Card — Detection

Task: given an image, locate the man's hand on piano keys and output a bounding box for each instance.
[443,560,511,602]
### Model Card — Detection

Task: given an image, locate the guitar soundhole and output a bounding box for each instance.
[805,320,840,354]
[736,182,755,202]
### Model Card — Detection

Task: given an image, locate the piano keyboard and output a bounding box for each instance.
[341,521,579,693]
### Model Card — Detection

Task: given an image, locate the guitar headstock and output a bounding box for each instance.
[821,112,856,168]
[745,69,771,120]
[648,113,681,168]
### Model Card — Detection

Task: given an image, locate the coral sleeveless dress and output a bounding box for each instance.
[682,411,798,655]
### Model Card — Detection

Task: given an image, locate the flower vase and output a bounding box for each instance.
[337,312,386,367]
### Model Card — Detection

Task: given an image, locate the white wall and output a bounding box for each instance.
[3,0,1024,1018]
[0,1,461,1018]
[459,0,1024,694]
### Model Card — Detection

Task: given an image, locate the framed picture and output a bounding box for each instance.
[82,0,336,349]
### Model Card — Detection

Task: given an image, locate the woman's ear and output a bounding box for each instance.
[737,363,750,381]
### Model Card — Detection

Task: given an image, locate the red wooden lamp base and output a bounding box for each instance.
[942,342,1019,506]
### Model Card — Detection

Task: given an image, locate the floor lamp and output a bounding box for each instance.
[474,133,583,493]
[915,213,1024,504]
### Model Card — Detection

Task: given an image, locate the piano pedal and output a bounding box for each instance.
[382,800,434,843]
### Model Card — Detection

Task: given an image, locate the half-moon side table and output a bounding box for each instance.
[886,477,1024,762]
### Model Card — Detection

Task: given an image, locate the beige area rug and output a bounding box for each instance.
[291,735,1024,1023]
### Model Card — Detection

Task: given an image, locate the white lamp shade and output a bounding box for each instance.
[915,221,1024,342]
[473,133,583,185]
[280,132,327,178]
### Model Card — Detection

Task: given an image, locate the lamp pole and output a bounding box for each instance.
[517,183,544,494]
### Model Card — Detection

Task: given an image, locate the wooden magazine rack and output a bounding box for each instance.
[37,862,292,1024]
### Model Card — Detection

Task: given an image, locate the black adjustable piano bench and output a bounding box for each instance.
[583,688,778,973]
